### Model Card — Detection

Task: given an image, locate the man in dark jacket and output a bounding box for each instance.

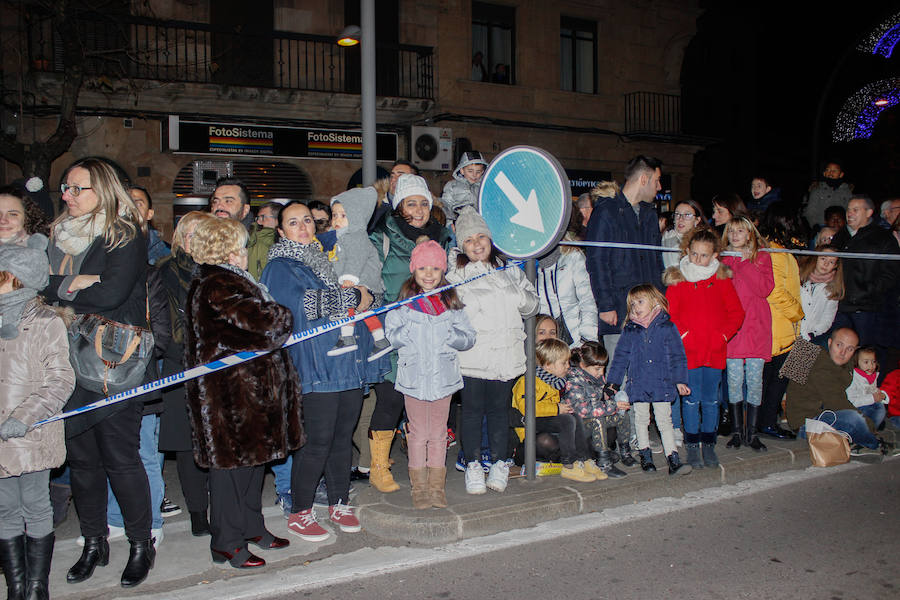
[830,194,900,379]
[584,155,664,358]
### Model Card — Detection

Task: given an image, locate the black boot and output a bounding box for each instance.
[684,442,704,469]
[701,432,719,467]
[618,442,638,468]
[24,533,53,600]
[190,511,210,537]
[0,535,26,600]
[746,405,768,452]
[638,447,656,472]
[667,451,693,476]
[66,535,109,584]
[726,402,744,448]
[121,538,155,588]
[597,451,628,478]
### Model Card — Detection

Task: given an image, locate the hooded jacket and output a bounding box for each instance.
[0,299,75,477]
[331,187,385,294]
[606,310,688,403]
[440,152,488,219]
[665,262,745,370]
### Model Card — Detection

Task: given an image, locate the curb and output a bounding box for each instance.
[359,441,812,544]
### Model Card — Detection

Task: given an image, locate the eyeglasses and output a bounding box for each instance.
[673,212,697,220]
[60,183,93,197]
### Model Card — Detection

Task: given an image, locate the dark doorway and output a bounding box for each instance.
[210,0,275,87]
[344,0,400,96]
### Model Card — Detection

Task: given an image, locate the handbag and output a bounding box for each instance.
[778,325,821,384]
[805,411,851,467]
[68,313,155,395]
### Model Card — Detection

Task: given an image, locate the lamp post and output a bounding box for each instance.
[338,0,376,185]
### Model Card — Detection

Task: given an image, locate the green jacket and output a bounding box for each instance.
[785,351,863,431]
[369,213,453,304]
[247,225,276,280]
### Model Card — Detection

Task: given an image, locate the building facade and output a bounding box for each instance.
[1,0,704,238]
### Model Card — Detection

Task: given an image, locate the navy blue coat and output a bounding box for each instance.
[606,311,688,404]
[584,191,664,336]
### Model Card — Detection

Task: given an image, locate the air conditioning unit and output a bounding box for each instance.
[411,126,453,171]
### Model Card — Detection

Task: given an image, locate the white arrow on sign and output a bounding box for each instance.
[493,171,545,233]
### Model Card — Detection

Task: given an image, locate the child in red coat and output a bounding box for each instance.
[881,361,900,430]
[666,229,745,468]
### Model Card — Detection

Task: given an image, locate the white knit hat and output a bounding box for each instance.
[391,174,433,210]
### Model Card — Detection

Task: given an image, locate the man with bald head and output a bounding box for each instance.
[785,328,891,456]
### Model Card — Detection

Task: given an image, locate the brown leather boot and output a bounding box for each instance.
[426,466,448,508]
[408,468,430,509]
[368,429,400,492]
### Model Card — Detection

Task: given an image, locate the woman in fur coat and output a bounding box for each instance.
[185,218,304,569]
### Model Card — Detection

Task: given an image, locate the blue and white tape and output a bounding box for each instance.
[561,240,900,261]
[32,261,523,428]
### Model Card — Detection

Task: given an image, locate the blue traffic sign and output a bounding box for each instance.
[478,146,571,259]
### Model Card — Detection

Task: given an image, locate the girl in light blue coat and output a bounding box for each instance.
[385,240,475,509]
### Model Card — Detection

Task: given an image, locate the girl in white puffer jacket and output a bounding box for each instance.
[446,208,538,495]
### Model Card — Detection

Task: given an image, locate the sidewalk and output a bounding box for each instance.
[47,436,837,599]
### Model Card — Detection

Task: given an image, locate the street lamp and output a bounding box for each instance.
[338,1,376,184]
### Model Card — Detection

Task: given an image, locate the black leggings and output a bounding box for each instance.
[291,389,363,511]
[535,414,591,465]
[760,352,790,429]
[460,377,514,463]
[369,381,405,431]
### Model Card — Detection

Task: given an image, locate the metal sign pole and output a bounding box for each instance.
[524,258,537,481]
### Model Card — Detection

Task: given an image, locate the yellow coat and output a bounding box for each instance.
[767,245,804,357]
[511,375,562,442]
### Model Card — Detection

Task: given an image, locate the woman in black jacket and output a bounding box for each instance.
[43,158,154,588]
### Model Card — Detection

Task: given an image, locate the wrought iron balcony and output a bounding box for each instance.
[26,12,434,100]
[624,91,683,138]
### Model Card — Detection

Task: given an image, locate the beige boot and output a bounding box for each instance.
[368,429,400,492]
[426,467,448,508]
[408,468,430,509]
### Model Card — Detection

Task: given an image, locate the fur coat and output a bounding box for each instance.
[184,264,304,469]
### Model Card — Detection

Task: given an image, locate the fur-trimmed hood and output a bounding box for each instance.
[663,262,732,286]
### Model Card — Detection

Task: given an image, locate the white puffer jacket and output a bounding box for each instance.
[536,250,598,347]
[799,280,838,340]
[447,250,539,381]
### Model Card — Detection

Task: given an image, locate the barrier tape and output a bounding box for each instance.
[32,261,524,428]
[560,240,900,261]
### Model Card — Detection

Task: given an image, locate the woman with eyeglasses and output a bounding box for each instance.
[661,200,708,269]
[41,158,156,588]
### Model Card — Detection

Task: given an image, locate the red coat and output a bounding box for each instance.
[883,362,900,418]
[722,252,775,361]
[665,265,745,370]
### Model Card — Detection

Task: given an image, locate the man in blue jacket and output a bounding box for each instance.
[584,155,664,359]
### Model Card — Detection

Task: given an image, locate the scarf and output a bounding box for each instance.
[268,237,340,289]
[0,230,28,246]
[0,289,37,340]
[536,366,566,391]
[853,368,878,385]
[53,211,106,256]
[408,295,446,316]
[679,255,720,283]
[630,305,663,329]
[216,263,274,302]
[395,215,444,244]
[807,268,836,284]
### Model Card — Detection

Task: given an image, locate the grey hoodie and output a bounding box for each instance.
[331,187,385,294]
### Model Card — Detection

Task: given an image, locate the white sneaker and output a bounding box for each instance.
[485,460,510,492]
[465,461,486,494]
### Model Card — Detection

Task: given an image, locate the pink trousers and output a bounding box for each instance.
[403,395,451,468]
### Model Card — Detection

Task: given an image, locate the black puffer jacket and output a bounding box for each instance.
[832,222,900,312]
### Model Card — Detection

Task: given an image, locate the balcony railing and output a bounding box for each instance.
[26,12,434,100]
[624,91,682,137]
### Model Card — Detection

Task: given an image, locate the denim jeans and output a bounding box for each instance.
[798,409,880,449]
[726,358,765,406]
[270,456,291,497]
[857,403,886,430]
[108,414,163,529]
[683,367,722,435]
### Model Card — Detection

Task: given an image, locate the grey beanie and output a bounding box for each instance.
[0,233,50,291]
[454,207,492,246]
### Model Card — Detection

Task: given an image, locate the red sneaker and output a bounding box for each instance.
[287,509,330,542]
[446,428,457,448]
[329,501,361,533]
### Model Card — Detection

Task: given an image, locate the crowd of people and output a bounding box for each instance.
[0,152,898,598]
